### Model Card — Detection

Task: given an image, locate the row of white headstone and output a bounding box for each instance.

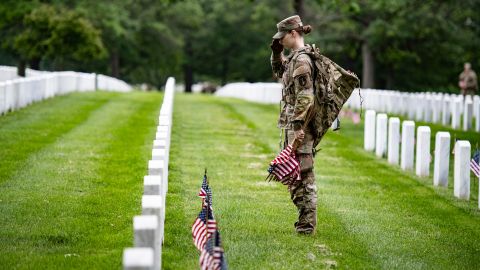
[0,69,132,115]
[215,82,282,104]
[0,65,49,81]
[122,77,175,270]
[364,109,479,207]
[346,89,480,132]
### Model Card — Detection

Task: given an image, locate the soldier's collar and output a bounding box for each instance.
[287,45,310,61]
[286,45,311,60]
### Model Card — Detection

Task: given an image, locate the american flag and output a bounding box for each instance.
[471,150,480,178]
[266,144,300,185]
[192,203,217,251]
[198,174,213,208]
[200,230,227,270]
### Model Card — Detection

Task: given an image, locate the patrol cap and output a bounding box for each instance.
[272,15,303,39]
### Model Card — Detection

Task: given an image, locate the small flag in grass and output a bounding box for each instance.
[192,197,217,251]
[200,230,227,270]
[198,173,213,209]
[471,150,480,178]
[192,171,228,270]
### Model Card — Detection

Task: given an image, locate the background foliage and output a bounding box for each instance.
[0,0,478,91]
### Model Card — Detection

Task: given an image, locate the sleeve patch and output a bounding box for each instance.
[292,65,310,77]
[295,73,313,89]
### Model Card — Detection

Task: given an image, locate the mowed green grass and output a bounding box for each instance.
[163,94,480,269]
[0,91,163,269]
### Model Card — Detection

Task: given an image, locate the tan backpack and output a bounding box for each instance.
[299,45,361,151]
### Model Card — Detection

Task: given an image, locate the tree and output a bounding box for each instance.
[314,0,478,90]
[11,4,105,74]
[0,0,40,76]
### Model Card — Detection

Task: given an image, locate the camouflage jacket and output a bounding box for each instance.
[459,70,478,91]
[271,45,315,130]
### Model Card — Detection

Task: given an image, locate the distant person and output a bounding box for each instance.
[270,15,317,234]
[458,62,478,96]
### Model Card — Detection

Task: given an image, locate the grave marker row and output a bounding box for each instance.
[123,77,175,270]
[364,109,478,205]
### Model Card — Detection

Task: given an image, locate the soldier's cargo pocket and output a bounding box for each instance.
[298,154,314,172]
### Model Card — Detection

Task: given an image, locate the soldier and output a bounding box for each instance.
[458,62,478,96]
[270,15,317,234]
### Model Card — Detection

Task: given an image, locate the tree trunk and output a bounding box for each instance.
[386,69,394,90]
[221,56,228,86]
[362,42,375,88]
[184,38,193,93]
[17,60,26,77]
[110,49,120,78]
[30,58,41,70]
[293,0,305,18]
[54,57,64,71]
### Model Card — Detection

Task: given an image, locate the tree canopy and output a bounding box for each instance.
[0,0,478,91]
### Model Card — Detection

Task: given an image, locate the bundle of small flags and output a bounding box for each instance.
[266,144,301,185]
[470,150,480,178]
[192,172,227,270]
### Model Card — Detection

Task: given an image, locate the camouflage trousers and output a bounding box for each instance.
[288,154,317,234]
[284,128,317,233]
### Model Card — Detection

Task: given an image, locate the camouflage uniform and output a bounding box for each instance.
[459,69,478,96]
[271,33,317,233]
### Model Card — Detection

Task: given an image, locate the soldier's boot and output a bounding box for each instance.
[296,170,317,234]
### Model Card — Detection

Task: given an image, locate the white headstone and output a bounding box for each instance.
[153,139,166,149]
[433,132,450,187]
[407,94,416,120]
[476,100,480,132]
[454,140,471,199]
[415,94,423,121]
[416,126,431,177]
[401,121,415,171]
[152,149,167,161]
[148,160,164,175]
[376,114,388,158]
[388,117,400,165]
[123,248,154,270]
[331,117,340,130]
[423,95,432,122]
[364,110,376,151]
[158,115,170,126]
[157,125,169,133]
[144,175,162,195]
[452,98,462,129]
[441,98,451,126]
[142,195,164,247]
[432,96,442,124]
[133,215,159,270]
[463,99,473,131]
[156,131,168,140]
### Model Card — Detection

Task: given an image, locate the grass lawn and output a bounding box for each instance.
[163,93,480,269]
[2,91,480,269]
[0,91,163,269]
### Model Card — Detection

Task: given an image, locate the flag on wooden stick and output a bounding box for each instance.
[199,230,227,270]
[471,150,480,178]
[192,171,228,269]
[266,144,300,185]
[192,204,217,251]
